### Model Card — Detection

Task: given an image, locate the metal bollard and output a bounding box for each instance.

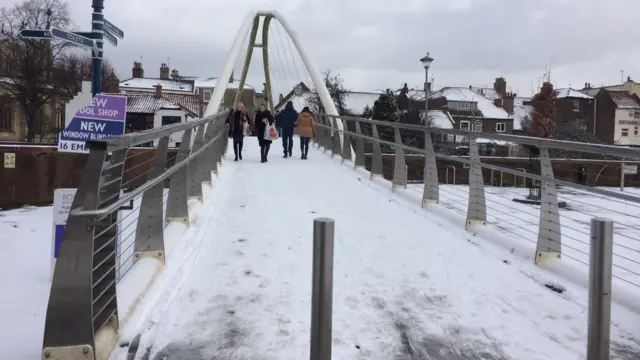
[310,217,335,360]
[587,217,614,360]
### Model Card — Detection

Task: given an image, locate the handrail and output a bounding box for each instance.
[71,129,226,219]
[313,121,640,204]
[323,114,640,159]
[42,109,230,360]
[87,111,228,152]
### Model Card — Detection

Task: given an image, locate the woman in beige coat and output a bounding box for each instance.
[294,106,316,159]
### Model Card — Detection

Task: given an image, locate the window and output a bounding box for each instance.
[161,116,182,126]
[204,91,211,101]
[474,120,482,132]
[460,120,470,131]
[496,122,506,132]
[635,111,640,119]
[459,101,470,109]
[635,127,639,136]
[0,104,11,131]
[572,99,580,111]
[622,128,629,137]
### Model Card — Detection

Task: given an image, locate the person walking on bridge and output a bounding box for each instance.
[295,106,316,159]
[255,104,274,163]
[275,101,297,158]
[226,102,250,161]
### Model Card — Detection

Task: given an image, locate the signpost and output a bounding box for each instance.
[103,30,118,46]
[58,94,127,153]
[103,19,124,39]
[50,27,95,48]
[19,29,52,38]
[17,1,124,97]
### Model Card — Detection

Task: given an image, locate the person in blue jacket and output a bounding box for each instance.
[275,101,298,158]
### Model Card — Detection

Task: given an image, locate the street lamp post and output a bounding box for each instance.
[420,53,434,125]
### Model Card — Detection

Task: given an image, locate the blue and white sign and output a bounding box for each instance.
[51,188,122,279]
[51,188,75,278]
[50,27,95,48]
[103,19,124,39]
[58,94,127,153]
[19,29,52,39]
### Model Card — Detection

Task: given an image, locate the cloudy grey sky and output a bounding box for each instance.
[61,0,639,97]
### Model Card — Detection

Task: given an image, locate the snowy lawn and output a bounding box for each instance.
[114,137,640,360]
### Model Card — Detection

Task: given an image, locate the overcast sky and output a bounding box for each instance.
[59,0,640,98]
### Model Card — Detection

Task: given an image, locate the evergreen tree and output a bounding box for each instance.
[531,82,556,138]
[361,105,373,119]
[372,89,399,123]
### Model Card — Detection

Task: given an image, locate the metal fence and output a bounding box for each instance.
[312,114,640,292]
[311,113,638,359]
[41,110,229,360]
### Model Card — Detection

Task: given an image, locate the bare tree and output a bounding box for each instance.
[306,70,350,115]
[53,52,116,99]
[0,0,73,142]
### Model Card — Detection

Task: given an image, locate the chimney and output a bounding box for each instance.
[502,91,516,115]
[154,84,162,99]
[159,63,170,80]
[171,69,180,80]
[105,71,120,93]
[627,76,632,82]
[132,61,143,78]
[279,93,285,103]
[494,98,503,108]
[493,77,506,96]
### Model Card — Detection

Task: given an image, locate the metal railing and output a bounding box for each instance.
[41,110,229,360]
[311,113,636,359]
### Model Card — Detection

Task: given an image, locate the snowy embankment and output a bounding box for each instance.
[0,168,226,359]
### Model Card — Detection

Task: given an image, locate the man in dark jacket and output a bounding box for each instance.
[275,101,297,158]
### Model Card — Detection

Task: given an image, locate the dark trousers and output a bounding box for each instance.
[300,136,310,154]
[281,128,294,155]
[258,138,271,161]
[233,135,243,159]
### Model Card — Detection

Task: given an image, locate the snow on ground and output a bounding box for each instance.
[405,184,640,304]
[0,176,218,359]
[0,206,51,360]
[117,137,640,360]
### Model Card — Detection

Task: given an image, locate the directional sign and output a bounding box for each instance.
[19,29,52,39]
[103,19,124,39]
[51,27,94,48]
[103,30,118,46]
[58,94,127,153]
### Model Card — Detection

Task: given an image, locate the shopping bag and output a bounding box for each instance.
[243,122,251,136]
[265,124,279,140]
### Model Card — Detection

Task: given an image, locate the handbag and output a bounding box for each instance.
[243,122,251,136]
[265,123,279,140]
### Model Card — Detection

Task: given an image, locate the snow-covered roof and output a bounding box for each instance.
[429,87,511,119]
[123,91,200,116]
[555,88,592,99]
[194,77,254,90]
[124,94,181,114]
[608,91,640,109]
[119,78,193,93]
[423,110,454,129]
[512,97,532,130]
[469,86,501,101]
